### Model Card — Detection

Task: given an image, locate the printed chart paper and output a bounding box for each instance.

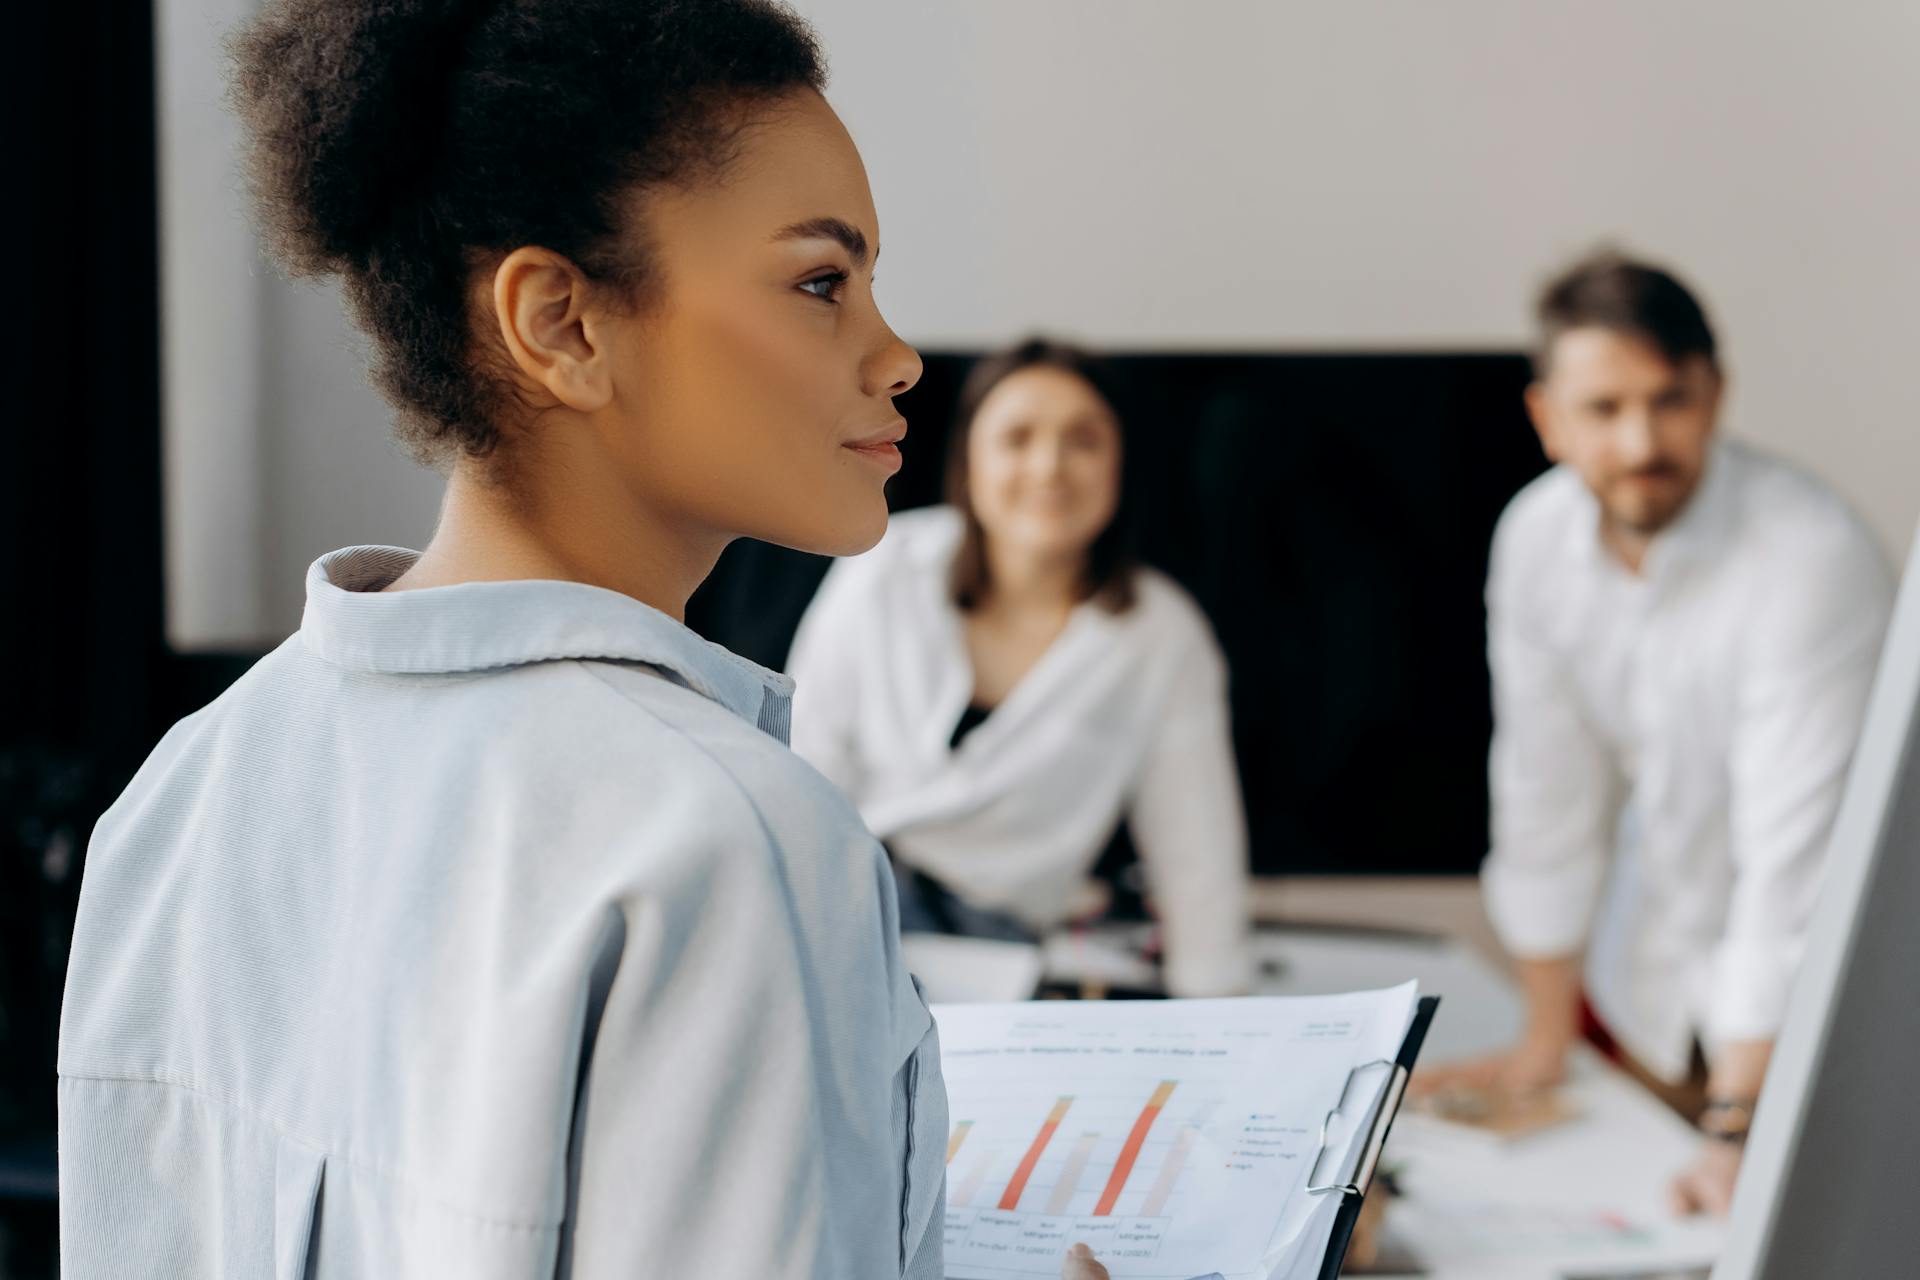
[934,984,1419,1280]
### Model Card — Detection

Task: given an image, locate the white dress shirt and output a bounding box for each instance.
[787,506,1251,997]
[1483,441,1892,1081]
[59,547,946,1278]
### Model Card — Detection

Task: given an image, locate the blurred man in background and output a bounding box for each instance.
[1420,252,1892,1214]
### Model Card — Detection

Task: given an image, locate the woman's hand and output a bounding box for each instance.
[1061,1242,1111,1280]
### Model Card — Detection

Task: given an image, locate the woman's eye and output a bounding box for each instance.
[798,271,848,302]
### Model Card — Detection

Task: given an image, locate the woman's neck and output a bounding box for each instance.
[387,443,726,621]
[976,539,1084,618]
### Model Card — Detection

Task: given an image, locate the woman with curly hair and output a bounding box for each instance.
[55,2,1110,1276]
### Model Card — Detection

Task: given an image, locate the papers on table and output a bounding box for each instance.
[933,983,1421,1280]
[902,933,1045,1003]
[1380,1052,1725,1278]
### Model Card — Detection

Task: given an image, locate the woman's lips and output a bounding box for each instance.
[843,420,907,474]
[844,440,903,473]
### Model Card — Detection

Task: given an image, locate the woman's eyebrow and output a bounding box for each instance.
[771,216,873,268]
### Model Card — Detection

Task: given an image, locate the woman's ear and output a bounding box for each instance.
[490,247,614,413]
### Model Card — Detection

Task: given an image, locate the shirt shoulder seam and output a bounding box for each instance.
[574,661,794,861]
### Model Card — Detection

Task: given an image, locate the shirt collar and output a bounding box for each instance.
[1564,439,1738,581]
[1648,440,1737,572]
[299,546,794,741]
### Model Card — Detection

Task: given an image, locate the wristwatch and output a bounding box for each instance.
[1699,1096,1758,1146]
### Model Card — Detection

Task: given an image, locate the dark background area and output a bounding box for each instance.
[3,0,162,1272]
[0,0,1543,1271]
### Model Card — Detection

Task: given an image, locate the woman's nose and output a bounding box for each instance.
[862,319,923,400]
[1035,438,1071,479]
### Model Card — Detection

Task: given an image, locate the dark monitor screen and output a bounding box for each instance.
[686,352,1547,876]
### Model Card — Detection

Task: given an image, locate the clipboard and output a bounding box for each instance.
[1307,994,1439,1280]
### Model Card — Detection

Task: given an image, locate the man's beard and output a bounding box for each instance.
[1602,465,1697,536]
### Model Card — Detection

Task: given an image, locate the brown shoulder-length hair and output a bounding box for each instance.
[945,338,1139,614]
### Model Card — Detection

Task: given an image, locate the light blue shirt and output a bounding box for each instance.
[59,546,947,1278]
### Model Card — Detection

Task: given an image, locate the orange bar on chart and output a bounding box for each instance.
[1093,1081,1177,1216]
[998,1097,1074,1211]
[947,1121,974,1164]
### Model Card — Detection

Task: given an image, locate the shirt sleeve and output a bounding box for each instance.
[1128,630,1253,997]
[556,873,839,1277]
[1480,521,1622,959]
[1707,531,1892,1047]
[786,558,872,800]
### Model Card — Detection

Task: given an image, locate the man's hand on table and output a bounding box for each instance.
[1670,1137,1743,1217]
[1406,1033,1569,1098]
[1411,954,1579,1100]
[1672,1040,1770,1218]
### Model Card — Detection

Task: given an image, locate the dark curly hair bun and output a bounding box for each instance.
[229,0,826,460]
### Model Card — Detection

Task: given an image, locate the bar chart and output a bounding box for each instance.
[941,1079,1277,1269]
[933,986,1421,1279]
[947,1080,1212,1214]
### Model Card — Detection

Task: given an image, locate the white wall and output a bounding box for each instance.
[161,0,1920,647]
[800,0,1919,544]
[159,0,442,649]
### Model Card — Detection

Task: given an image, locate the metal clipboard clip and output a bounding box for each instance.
[1303,1057,1409,1199]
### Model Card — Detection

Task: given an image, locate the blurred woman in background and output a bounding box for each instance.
[789,339,1251,996]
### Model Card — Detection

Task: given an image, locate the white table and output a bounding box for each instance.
[1249,928,1724,1279]
[909,924,1725,1278]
